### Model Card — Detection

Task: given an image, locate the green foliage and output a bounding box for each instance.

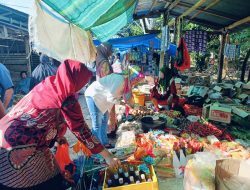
[230,28,250,57]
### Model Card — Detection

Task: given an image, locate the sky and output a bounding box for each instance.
[0,0,33,14]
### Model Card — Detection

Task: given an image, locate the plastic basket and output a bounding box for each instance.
[133,92,145,106]
[103,165,159,190]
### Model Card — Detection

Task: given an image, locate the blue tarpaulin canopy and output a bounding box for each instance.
[93,34,161,51]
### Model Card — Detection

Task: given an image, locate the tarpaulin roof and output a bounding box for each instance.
[134,0,250,32]
[93,34,161,50]
[42,0,137,42]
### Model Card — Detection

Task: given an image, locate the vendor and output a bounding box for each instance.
[85,66,143,148]
[150,66,179,112]
[0,60,120,190]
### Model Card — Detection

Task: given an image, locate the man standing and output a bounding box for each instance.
[0,63,14,117]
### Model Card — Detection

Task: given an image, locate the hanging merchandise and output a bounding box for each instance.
[29,1,96,63]
[184,30,207,52]
[161,26,169,51]
[224,43,240,59]
[175,37,191,71]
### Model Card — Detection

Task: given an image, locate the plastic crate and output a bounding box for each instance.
[103,165,159,190]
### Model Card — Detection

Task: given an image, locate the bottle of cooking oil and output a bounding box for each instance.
[107,179,113,187]
[118,166,124,177]
[140,174,146,182]
[113,168,119,186]
[129,176,135,184]
[146,173,152,182]
[129,165,135,177]
[134,170,141,184]
[118,178,124,186]
[123,165,130,185]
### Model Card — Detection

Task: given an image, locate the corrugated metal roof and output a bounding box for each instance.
[134,0,250,31]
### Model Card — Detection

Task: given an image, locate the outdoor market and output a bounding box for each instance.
[0,0,249,190]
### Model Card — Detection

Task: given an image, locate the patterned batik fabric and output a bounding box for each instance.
[0,95,102,188]
[184,30,208,53]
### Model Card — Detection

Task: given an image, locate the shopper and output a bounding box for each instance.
[0,63,14,111]
[96,42,113,80]
[85,66,143,148]
[95,43,119,137]
[15,71,31,95]
[0,60,120,190]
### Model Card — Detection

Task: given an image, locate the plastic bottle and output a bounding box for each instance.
[118,178,124,186]
[135,170,141,184]
[140,174,146,182]
[118,167,124,177]
[146,173,152,182]
[107,179,113,187]
[129,176,135,184]
[123,170,130,185]
[113,170,119,186]
[129,165,135,177]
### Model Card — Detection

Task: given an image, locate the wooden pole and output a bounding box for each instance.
[25,36,32,76]
[224,16,250,31]
[168,0,206,26]
[248,67,250,82]
[240,49,250,82]
[217,33,226,83]
[159,12,168,72]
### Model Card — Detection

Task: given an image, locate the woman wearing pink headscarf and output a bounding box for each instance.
[0,60,120,190]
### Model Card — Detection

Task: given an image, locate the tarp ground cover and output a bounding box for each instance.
[42,0,137,42]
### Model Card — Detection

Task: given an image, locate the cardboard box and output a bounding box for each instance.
[215,159,250,190]
[237,93,249,101]
[232,106,250,118]
[209,103,231,124]
[213,86,222,92]
[187,86,209,98]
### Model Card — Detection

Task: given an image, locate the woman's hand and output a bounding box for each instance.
[105,155,121,168]
[57,136,68,145]
[99,149,121,168]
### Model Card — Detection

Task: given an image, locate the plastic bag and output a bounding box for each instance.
[55,144,73,171]
[184,152,217,190]
[73,140,92,157]
[175,37,190,71]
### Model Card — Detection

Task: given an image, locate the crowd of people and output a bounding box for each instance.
[0,43,178,190]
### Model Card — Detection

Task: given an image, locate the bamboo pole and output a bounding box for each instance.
[217,33,226,83]
[168,0,207,26]
[240,49,250,82]
[224,16,250,31]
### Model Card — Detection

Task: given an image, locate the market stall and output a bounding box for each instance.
[23,0,250,190]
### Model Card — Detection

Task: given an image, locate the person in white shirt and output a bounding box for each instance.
[85,66,144,148]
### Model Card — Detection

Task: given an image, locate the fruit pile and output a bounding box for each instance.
[159,110,181,118]
[184,122,233,141]
[129,106,154,118]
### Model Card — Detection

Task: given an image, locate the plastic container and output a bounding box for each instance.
[133,92,145,106]
[103,165,159,190]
